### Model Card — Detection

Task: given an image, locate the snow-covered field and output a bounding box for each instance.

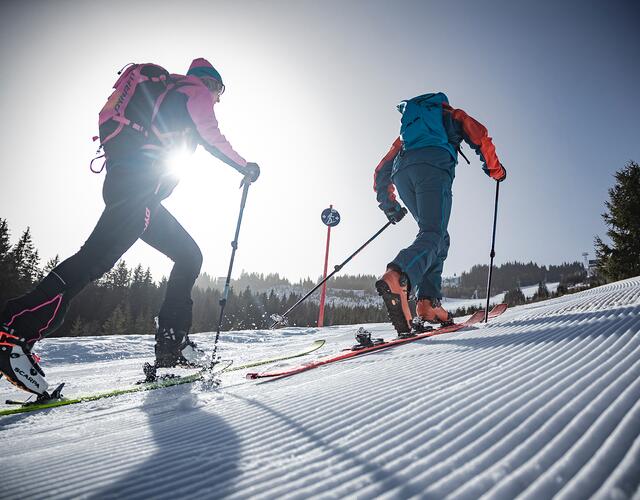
[1,277,639,499]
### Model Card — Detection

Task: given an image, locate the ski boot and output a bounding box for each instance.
[375,266,413,335]
[0,325,49,396]
[416,298,454,327]
[154,325,208,369]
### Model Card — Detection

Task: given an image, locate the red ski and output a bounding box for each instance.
[247,303,508,380]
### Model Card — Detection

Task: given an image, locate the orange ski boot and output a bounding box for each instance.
[416,298,454,327]
[375,267,412,334]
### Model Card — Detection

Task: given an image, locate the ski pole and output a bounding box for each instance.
[270,219,395,329]
[211,177,252,365]
[484,181,500,322]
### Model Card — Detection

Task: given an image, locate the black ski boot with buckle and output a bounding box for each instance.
[154,324,207,369]
[0,325,49,395]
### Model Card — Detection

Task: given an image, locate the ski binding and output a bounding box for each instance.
[352,327,384,350]
[5,382,65,407]
[137,362,183,384]
[138,359,232,385]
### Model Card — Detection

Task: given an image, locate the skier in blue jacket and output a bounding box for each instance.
[374,93,506,335]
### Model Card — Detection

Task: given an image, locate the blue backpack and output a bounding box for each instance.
[398,92,456,159]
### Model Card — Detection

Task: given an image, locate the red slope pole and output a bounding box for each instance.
[318,205,332,327]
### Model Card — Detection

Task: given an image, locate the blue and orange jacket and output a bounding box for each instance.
[373,102,505,211]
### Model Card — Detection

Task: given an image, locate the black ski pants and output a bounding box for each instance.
[1,160,202,342]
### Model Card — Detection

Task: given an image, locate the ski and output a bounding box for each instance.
[246,304,507,380]
[138,338,327,383]
[0,339,325,416]
[226,339,325,371]
[0,362,232,417]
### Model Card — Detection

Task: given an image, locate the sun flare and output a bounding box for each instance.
[166,147,194,177]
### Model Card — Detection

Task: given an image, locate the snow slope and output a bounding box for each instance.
[1,277,639,499]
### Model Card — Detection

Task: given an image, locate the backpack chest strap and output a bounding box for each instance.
[100,115,148,147]
[111,114,147,133]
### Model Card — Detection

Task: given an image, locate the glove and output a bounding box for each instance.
[495,165,507,182]
[384,205,408,224]
[243,162,260,183]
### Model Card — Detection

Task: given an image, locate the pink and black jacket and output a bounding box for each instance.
[99,65,246,172]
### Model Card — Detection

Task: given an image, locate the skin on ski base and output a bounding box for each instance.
[247,304,508,380]
[226,339,325,371]
[0,340,326,416]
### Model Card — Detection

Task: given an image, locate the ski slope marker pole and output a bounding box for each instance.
[270,220,394,329]
[317,204,335,327]
[211,177,252,364]
[484,181,500,323]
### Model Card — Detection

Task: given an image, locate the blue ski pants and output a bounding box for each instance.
[391,154,454,300]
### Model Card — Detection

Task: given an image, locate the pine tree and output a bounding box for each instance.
[107,260,132,289]
[43,255,60,272]
[595,160,640,281]
[102,304,129,335]
[0,219,11,268]
[69,317,86,337]
[39,255,60,281]
[10,227,40,292]
[504,288,526,306]
[132,312,152,335]
[0,219,16,304]
[130,264,145,320]
[533,282,550,301]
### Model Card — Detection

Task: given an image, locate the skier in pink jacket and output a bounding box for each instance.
[0,58,260,397]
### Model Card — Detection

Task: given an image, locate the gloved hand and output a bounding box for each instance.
[496,165,507,182]
[243,162,260,183]
[384,205,408,224]
[484,164,507,182]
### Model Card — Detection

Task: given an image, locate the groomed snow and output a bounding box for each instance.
[1,277,639,499]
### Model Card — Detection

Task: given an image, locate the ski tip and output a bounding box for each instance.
[246,372,258,380]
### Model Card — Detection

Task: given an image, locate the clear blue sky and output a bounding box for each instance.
[1,0,638,282]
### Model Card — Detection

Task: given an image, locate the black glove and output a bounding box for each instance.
[243,162,260,183]
[384,206,408,224]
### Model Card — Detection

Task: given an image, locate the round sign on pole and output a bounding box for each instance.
[321,207,341,227]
